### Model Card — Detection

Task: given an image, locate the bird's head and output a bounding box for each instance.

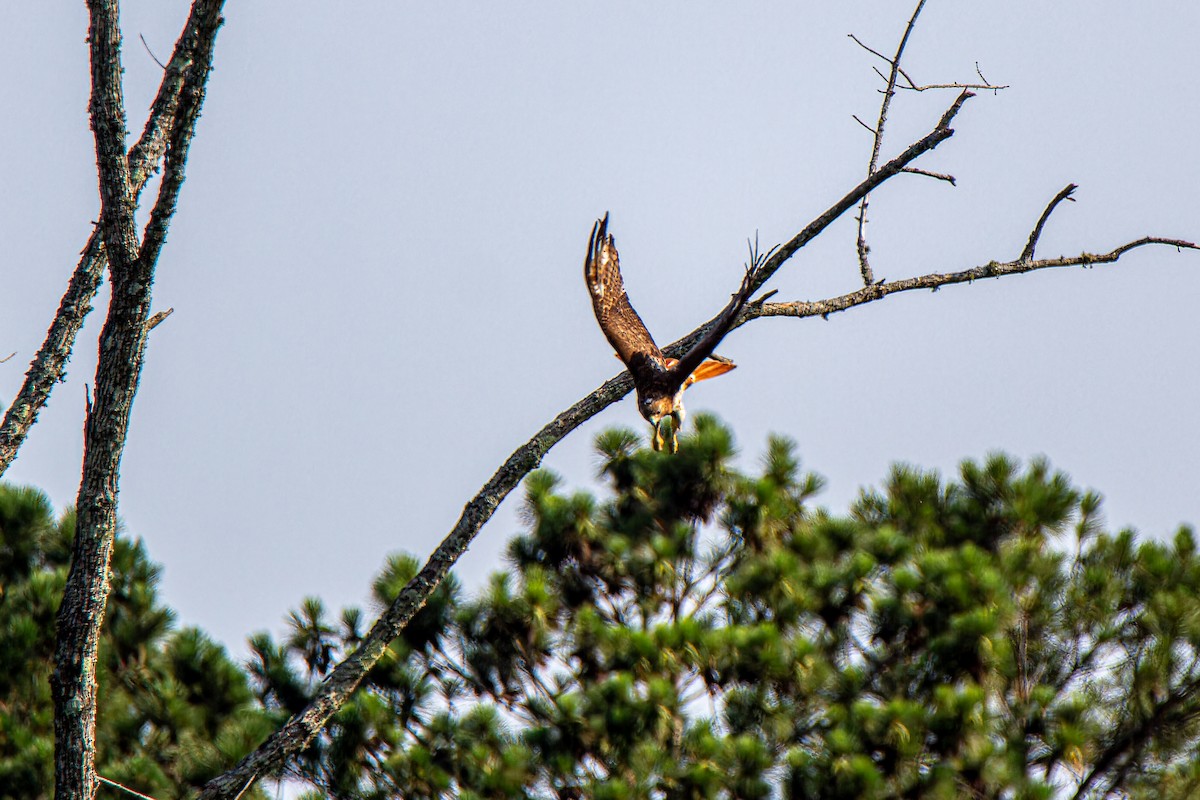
[639,395,684,454]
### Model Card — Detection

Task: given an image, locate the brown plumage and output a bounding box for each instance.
[583,212,754,453]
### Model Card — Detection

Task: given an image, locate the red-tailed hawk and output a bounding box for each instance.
[584,213,754,453]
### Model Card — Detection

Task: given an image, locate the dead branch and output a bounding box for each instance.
[899,80,1009,92]
[742,237,1197,324]
[751,90,972,296]
[901,166,956,185]
[146,308,175,331]
[50,3,225,800]
[0,2,210,479]
[0,353,14,364]
[52,1,146,792]
[849,33,1008,93]
[138,33,166,70]
[98,776,161,800]
[850,1,1008,290]
[1021,183,1078,262]
[854,0,929,287]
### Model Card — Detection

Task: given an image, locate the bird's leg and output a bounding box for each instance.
[653,417,677,454]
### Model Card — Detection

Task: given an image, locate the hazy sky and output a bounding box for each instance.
[2,2,1197,655]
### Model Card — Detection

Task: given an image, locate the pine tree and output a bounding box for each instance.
[252,417,1200,799]
[0,484,271,800]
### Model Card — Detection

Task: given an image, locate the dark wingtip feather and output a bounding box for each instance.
[598,212,610,252]
[585,217,601,277]
[586,212,612,278]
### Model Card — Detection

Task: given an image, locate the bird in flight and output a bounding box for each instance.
[584,213,756,453]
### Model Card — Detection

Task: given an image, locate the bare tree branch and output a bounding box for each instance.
[138,6,221,270]
[0,232,106,479]
[900,166,956,185]
[898,79,1009,92]
[84,1,139,262]
[52,4,144,795]
[97,776,162,800]
[849,2,1008,290]
[138,33,166,70]
[197,369,636,799]
[50,3,225,800]
[0,2,208,479]
[146,308,175,331]
[741,237,1197,325]
[1021,183,1078,263]
[854,0,928,287]
[849,33,1008,94]
[851,114,875,135]
[750,90,972,296]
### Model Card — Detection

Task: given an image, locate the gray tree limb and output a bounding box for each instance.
[0,0,214,478]
[50,3,225,800]
[743,236,1198,325]
[854,0,928,287]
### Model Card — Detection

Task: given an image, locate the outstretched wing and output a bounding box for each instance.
[584,213,666,384]
[666,266,755,390]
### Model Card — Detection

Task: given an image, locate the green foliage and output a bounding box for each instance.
[12,420,1196,798]
[253,416,1200,799]
[0,485,270,800]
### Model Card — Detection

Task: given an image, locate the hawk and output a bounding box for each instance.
[584,213,755,453]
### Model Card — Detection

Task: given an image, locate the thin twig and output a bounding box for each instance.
[854,0,929,287]
[898,80,1009,92]
[1020,184,1078,263]
[848,33,1007,94]
[146,307,175,331]
[975,62,1005,95]
[750,289,778,307]
[139,33,166,70]
[851,114,875,135]
[848,34,902,76]
[231,773,258,800]
[749,90,973,297]
[900,166,956,185]
[0,352,14,364]
[98,776,161,800]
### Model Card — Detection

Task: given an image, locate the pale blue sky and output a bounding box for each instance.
[2,2,1197,653]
